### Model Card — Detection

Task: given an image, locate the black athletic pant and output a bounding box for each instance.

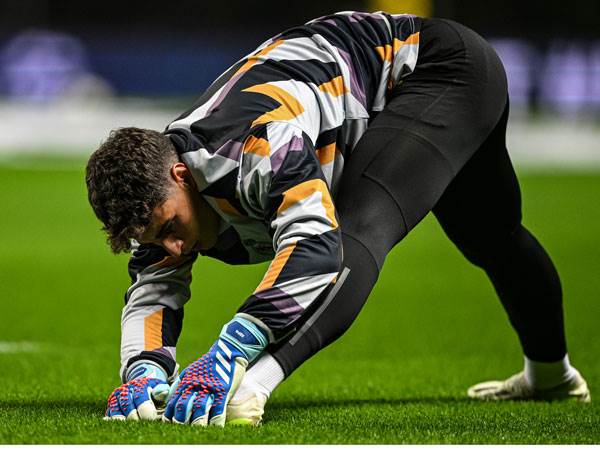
[269,18,567,376]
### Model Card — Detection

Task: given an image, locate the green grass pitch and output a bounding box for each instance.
[0,158,599,444]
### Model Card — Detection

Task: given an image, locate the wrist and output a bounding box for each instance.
[123,351,179,383]
[125,360,168,382]
[219,316,269,363]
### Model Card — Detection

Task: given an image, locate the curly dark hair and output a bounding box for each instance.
[85,127,178,253]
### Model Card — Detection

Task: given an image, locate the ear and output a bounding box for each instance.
[170,163,197,189]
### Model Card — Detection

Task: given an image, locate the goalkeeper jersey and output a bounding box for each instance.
[120,11,421,378]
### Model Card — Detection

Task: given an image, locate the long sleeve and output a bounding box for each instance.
[119,242,196,381]
[236,122,343,339]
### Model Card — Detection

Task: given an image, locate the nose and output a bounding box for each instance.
[162,236,184,257]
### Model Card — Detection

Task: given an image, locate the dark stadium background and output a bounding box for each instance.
[1,0,599,108]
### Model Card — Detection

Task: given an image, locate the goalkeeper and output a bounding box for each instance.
[86,11,590,426]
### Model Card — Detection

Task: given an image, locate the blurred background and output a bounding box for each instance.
[0,0,599,166]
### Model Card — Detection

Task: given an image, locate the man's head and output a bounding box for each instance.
[86,127,219,256]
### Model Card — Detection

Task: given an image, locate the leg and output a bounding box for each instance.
[432,102,567,363]
[269,18,510,376]
[228,19,524,422]
[227,133,420,424]
[434,103,589,401]
[230,119,466,419]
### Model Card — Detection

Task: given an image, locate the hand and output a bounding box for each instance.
[104,362,170,421]
[163,316,268,426]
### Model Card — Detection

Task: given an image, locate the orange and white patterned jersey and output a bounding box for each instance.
[120,11,421,378]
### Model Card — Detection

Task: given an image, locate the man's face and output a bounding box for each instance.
[139,163,220,257]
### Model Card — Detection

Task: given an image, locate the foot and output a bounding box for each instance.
[226,392,268,426]
[467,370,591,402]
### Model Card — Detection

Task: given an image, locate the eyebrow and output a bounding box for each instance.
[155,218,173,241]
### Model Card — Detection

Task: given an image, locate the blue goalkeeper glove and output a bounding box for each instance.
[163,316,269,426]
[104,362,171,421]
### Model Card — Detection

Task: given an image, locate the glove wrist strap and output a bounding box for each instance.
[125,360,168,382]
[219,316,269,363]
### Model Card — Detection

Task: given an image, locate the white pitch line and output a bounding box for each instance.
[0,341,40,353]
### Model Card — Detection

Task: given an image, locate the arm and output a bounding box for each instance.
[105,242,196,420]
[163,122,343,426]
[238,122,343,339]
[120,242,196,381]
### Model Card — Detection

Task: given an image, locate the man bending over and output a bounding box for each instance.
[86,11,590,426]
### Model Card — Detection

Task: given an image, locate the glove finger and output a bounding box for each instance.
[163,394,176,422]
[162,378,182,422]
[105,392,126,420]
[103,415,126,421]
[191,394,213,427]
[207,390,225,427]
[136,397,158,421]
[132,380,168,421]
[130,381,152,410]
[173,390,197,424]
[209,358,246,427]
[113,386,137,420]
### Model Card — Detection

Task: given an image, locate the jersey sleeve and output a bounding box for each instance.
[119,242,196,381]
[236,122,343,340]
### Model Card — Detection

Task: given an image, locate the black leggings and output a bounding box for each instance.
[269,18,567,375]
